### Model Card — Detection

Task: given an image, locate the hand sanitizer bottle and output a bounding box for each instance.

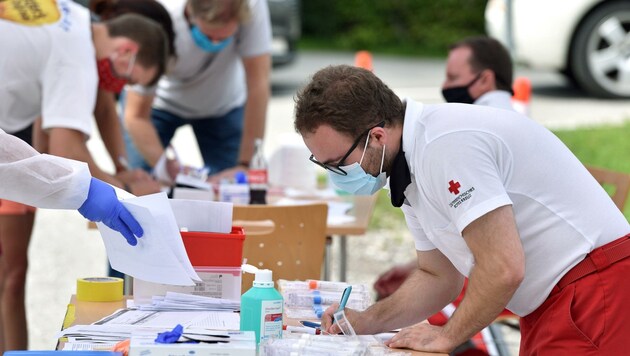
[240,264,283,344]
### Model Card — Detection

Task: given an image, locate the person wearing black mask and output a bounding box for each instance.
[441,36,514,109]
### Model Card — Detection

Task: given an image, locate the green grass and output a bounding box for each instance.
[369,121,630,230]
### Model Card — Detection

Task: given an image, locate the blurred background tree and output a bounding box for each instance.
[301,0,487,57]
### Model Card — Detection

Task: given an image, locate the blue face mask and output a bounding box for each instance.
[329,134,387,195]
[190,25,233,53]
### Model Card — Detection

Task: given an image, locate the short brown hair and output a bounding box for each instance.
[450,36,513,92]
[294,65,404,140]
[105,13,168,86]
[91,0,176,59]
[188,0,250,25]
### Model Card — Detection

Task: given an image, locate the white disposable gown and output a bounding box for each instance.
[0,129,90,209]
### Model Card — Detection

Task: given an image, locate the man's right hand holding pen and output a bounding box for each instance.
[321,286,361,334]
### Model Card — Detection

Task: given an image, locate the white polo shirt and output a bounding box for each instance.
[0,0,95,136]
[474,90,514,111]
[130,0,272,118]
[399,99,630,316]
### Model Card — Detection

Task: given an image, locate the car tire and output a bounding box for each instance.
[569,1,630,98]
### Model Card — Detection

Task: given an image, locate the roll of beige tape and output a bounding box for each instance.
[77,277,124,302]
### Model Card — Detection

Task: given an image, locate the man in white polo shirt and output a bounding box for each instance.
[294,65,630,354]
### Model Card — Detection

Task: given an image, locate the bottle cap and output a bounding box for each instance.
[253,269,274,288]
[235,171,248,184]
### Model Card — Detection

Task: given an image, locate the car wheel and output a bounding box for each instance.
[569,1,630,98]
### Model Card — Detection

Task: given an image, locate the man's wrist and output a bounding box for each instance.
[238,161,250,168]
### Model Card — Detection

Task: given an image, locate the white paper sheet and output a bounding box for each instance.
[273,198,355,225]
[94,308,239,329]
[98,192,200,286]
[169,199,233,233]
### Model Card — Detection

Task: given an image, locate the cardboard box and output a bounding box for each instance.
[129,330,256,356]
[133,267,242,304]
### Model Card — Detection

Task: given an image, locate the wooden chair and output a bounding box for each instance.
[586,165,630,211]
[233,203,328,292]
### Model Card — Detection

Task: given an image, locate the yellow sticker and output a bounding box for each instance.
[0,0,60,25]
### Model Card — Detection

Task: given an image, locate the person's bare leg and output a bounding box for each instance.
[0,212,34,351]
[0,257,4,352]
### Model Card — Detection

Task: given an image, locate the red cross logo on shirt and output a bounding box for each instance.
[448,180,461,195]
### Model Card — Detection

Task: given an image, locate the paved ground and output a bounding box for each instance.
[26,51,629,352]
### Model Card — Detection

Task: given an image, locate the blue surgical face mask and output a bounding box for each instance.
[329,133,387,195]
[190,25,233,53]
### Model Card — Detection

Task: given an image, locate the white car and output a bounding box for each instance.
[486,0,630,98]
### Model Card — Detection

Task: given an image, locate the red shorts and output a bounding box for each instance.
[0,199,37,215]
[520,234,630,355]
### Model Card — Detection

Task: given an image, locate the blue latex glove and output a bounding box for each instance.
[155,324,183,343]
[78,177,143,246]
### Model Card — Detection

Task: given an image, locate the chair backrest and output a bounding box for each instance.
[233,203,328,292]
[586,165,630,211]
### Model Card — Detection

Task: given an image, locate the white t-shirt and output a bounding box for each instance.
[0,129,90,209]
[474,90,514,111]
[399,99,630,316]
[130,0,272,118]
[0,0,96,136]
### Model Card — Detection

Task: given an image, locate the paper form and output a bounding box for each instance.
[97,192,200,286]
[94,308,239,329]
[169,199,233,234]
[273,198,355,225]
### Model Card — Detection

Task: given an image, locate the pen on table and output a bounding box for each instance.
[283,325,321,335]
[336,285,352,312]
[300,320,322,329]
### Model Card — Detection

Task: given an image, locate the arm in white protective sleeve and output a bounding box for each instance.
[0,129,91,209]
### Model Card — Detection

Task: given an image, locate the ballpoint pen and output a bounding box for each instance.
[336,286,352,312]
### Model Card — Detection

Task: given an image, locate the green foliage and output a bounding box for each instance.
[552,122,630,220]
[301,0,487,57]
[368,122,630,230]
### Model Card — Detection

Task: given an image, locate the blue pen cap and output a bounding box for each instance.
[235,171,248,184]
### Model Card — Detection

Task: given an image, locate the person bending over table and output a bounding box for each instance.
[294,65,630,354]
[0,3,168,350]
[375,36,516,300]
[123,0,272,183]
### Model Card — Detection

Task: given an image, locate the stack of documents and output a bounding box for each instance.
[133,291,240,311]
[59,308,241,349]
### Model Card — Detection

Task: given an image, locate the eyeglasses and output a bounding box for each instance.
[122,52,136,81]
[309,121,385,176]
[112,52,136,82]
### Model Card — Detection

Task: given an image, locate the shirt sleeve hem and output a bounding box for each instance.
[455,195,513,233]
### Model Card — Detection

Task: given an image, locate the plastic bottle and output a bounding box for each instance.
[248,138,268,204]
[240,265,283,344]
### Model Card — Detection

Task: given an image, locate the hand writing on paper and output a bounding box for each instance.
[384,323,456,353]
[320,303,365,335]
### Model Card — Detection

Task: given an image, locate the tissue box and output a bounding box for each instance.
[133,266,242,304]
[181,227,245,267]
[129,330,256,356]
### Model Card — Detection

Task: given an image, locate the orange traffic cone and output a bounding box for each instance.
[511,76,532,116]
[354,50,373,71]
